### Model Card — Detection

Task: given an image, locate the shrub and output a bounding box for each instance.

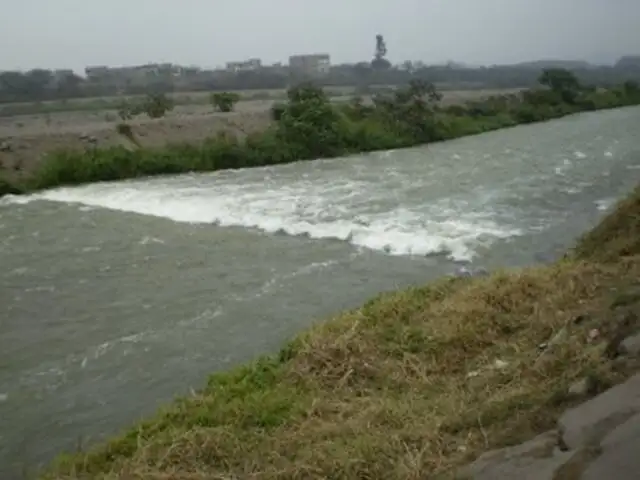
[270,102,286,121]
[274,82,352,159]
[142,93,174,119]
[210,92,241,112]
[115,122,141,148]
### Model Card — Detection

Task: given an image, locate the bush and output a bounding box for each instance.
[270,102,286,121]
[115,122,141,147]
[142,93,174,119]
[210,92,241,112]
[274,83,352,159]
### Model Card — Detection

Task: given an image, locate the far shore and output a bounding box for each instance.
[0,88,524,178]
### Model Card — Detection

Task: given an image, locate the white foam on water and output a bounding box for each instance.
[4,176,523,261]
[554,158,573,176]
[573,151,587,159]
[243,255,356,301]
[595,198,616,211]
[0,193,31,206]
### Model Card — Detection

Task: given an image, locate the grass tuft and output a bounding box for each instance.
[573,184,640,262]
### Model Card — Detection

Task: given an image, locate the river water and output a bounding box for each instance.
[1,106,640,476]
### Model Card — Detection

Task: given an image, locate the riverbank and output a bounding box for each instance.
[39,173,640,478]
[2,73,639,197]
[0,88,524,186]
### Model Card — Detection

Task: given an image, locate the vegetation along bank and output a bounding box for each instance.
[1,68,640,198]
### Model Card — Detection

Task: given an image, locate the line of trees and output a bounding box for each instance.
[4,67,636,198]
[1,34,639,103]
[2,63,640,105]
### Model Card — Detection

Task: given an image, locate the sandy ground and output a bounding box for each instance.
[0,89,522,176]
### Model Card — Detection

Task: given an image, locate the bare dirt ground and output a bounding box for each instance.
[0,89,522,176]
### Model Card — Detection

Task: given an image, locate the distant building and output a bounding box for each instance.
[616,56,640,69]
[84,64,184,84]
[226,58,262,73]
[288,54,331,76]
[84,65,110,81]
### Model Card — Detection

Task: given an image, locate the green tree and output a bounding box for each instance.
[142,93,174,118]
[538,68,581,104]
[210,92,241,112]
[391,80,442,141]
[275,83,349,158]
[371,34,391,70]
[623,80,639,96]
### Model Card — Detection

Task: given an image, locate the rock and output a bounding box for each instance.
[603,311,640,358]
[558,373,640,450]
[454,431,573,479]
[0,141,12,152]
[619,332,640,357]
[581,412,640,479]
[568,377,598,397]
[457,374,640,479]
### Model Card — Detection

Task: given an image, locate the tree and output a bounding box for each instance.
[210,92,241,112]
[55,73,83,97]
[275,83,349,158]
[538,68,581,103]
[623,80,639,96]
[371,34,391,70]
[142,93,174,118]
[402,61,415,73]
[381,80,442,142]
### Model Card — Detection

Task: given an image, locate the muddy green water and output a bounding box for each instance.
[1,106,640,476]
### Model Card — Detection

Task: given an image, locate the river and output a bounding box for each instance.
[1,106,640,477]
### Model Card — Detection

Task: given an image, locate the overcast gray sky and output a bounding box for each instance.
[1,0,637,72]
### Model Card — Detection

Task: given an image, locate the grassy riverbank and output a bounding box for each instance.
[2,69,640,197]
[41,177,640,478]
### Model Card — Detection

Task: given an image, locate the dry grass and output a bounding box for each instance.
[42,187,640,479]
[573,185,640,263]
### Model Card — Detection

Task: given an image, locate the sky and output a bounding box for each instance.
[1,0,638,73]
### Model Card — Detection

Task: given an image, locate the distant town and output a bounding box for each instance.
[1,39,639,103]
[81,53,332,89]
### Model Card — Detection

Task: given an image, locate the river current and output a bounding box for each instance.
[1,106,639,476]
